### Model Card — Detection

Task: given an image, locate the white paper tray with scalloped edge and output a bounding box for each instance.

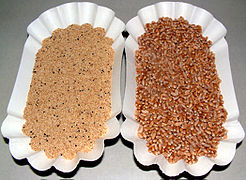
[121,1,245,177]
[1,2,125,173]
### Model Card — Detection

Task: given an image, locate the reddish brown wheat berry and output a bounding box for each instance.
[135,17,227,164]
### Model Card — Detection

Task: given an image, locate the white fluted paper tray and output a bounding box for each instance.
[121,2,245,177]
[1,2,125,172]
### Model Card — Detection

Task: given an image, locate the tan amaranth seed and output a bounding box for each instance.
[22,24,114,160]
[135,17,227,164]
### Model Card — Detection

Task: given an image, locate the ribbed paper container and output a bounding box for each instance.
[1,2,125,172]
[121,1,245,177]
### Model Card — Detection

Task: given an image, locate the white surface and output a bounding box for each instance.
[122,1,244,177]
[0,0,246,179]
[1,2,125,173]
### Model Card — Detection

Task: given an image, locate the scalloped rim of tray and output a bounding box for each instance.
[1,2,125,173]
[121,1,245,177]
